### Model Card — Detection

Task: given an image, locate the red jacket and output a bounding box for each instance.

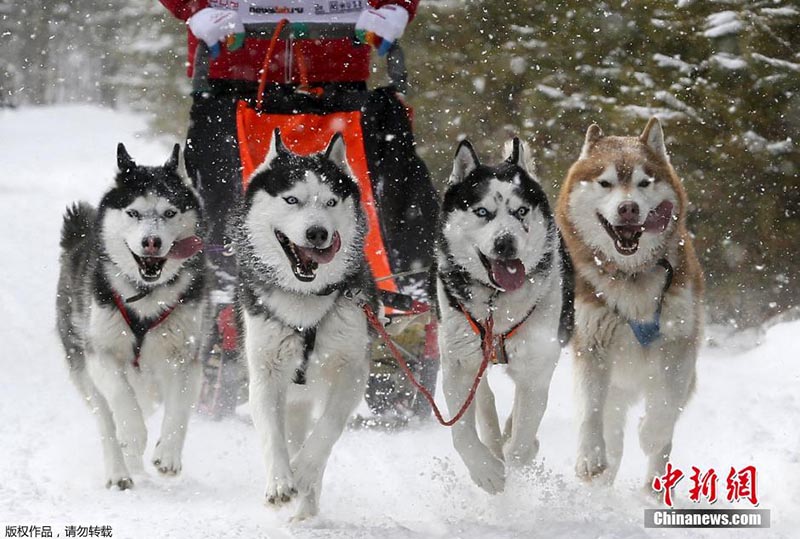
[160,0,418,84]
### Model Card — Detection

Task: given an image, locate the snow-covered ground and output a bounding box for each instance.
[1,105,797,538]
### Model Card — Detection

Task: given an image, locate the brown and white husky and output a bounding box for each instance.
[556,117,704,487]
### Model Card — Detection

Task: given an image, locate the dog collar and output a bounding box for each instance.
[314,281,347,297]
[125,290,150,303]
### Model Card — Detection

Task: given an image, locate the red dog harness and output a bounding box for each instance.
[112,293,179,369]
[458,302,537,365]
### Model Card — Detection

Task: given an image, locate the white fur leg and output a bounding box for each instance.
[292,485,321,523]
[639,343,696,485]
[574,349,609,481]
[442,356,505,494]
[291,358,368,517]
[247,319,301,507]
[87,354,148,467]
[504,359,557,468]
[71,369,133,489]
[475,377,503,461]
[502,383,542,468]
[601,388,632,485]
[152,360,202,475]
[286,400,312,460]
[250,367,296,506]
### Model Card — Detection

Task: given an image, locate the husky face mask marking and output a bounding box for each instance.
[566,121,680,269]
[249,171,352,283]
[101,144,203,285]
[244,132,363,293]
[441,139,553,292]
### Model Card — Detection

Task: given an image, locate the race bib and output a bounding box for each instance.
[210,0,366,24]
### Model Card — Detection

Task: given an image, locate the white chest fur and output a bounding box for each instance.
[258,288,339,329]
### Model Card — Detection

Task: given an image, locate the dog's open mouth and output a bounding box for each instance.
[477,250,526,292]
[598,200,674,256]
[131,252,167,282]
[275,230,341,282]
[598,214,643,255]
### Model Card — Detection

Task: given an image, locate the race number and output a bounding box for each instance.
[228,0,366,24]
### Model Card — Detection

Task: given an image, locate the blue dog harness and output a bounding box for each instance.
[625,258,674,348]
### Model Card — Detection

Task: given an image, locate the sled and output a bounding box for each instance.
[196,21,440,423]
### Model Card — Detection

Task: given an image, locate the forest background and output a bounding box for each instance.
[2,0,797,328]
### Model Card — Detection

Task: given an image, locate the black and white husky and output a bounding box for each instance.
[435,139,573,494]
[233,131,375,521]
[56,144,208,489]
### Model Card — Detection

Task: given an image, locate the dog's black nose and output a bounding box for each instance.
[306,226,329,247]
[618,201,640,223]
[493,235,517,259]
[142,235,162,255]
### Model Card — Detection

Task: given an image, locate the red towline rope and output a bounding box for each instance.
[255,18,289,110]
[362,305,491,427]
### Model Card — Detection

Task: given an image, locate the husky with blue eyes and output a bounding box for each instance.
[434,138,574,494]
[232,130,376,521]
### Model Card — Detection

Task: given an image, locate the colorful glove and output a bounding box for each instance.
[188,7,245,59]
[355,5,409,56]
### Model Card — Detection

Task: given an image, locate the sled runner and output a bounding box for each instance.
[196,21,440,423]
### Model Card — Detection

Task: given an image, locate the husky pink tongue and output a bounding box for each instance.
[297,232,341,265]
[168,236,203,259]
[490,258,526,291]
[643,201,674,233]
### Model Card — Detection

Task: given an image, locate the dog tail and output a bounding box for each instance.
[57,202,96,375]
[60,202,96,252]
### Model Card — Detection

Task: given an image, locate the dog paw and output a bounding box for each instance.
[152,440,182,476]
[290,495,319,523]
[504,438,540,468]
[117,422,147,459]
[575,442,608,481]
[463,451,505,494]
[265,472,297,506]
[642,480,662,500]
[291,455,322,496]
[106,475,134,490]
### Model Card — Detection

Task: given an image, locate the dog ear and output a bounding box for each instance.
[117,143,136,172]
[579,124,603,159]
[640,117,669,161]
[164,143,180,171]
[182,147,198,188]
[263,128,287,169]
[450,139,479,185]
[504,137,534,176]
[324,133,350,175]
